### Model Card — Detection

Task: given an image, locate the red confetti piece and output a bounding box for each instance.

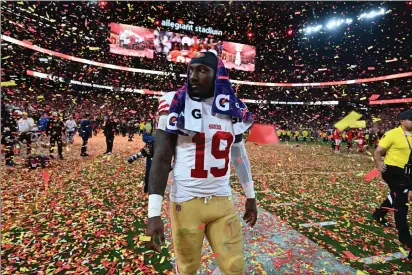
[42,170,50,186]
[342,250,358,260]
[364,168,380,182]
[369,94,380,101]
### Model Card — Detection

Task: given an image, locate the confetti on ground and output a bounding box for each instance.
[361,252,405,265]
[300,221,338,228]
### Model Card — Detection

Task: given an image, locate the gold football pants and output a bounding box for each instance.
[170,196,244,275]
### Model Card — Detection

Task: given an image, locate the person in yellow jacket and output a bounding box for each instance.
[294,130,300,142]
[372,110,412,260]
[286,129,292,141]
[139,122,145,136]
[302,129,308,142]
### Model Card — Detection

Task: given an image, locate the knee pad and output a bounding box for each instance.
[218,255,244,275]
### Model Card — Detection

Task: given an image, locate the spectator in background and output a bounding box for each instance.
[17,112,35,155]
[46,112,65,160]
[65,116,77,144]
[38,113,49,133]
[144,120,153,136]
[127,118,135,141]
[121,120,127,137]
[103,116,116,155]
[302,129,309,142]
[79,113,93,157]
[139,121,145,136]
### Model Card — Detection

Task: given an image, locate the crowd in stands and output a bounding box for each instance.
[1,1,411,167]
[1,1,410,83]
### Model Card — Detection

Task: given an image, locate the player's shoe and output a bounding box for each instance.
[372,211,392,227]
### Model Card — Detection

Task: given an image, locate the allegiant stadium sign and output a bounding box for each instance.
[161,19,223,36]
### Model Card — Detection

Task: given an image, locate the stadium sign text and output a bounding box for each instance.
[161,20,223,36]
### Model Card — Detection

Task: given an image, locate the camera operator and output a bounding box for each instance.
[373,110,412,260]
[127,128,154,193]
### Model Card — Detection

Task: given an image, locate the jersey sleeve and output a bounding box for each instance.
[378,130,393,149]
[232,117,253,136]
[156,92,176,131]
[232,102,253,136]
[157,92,175,115]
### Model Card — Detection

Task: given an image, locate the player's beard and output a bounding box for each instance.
[188,83,215,100]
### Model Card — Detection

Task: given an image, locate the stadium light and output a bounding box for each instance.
[358,8,385,20]
[304,25,322,34]
[98,1,107,8]
[302,7,385,36]
[326,18,351,30]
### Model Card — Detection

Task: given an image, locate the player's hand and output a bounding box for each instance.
[408,191,412,202]
[145,216,165,253]
[376,161,387,173]
[243,198,258,227]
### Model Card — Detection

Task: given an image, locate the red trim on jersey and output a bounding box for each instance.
[157,103,170,112]
[157,104,170,113]
[218,76,229,80]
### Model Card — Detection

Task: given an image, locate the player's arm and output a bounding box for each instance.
[374,132,392,173]
[231,134,257,227]
[373,145,387,173]
[148,127,176,197]
[146,112,177,253]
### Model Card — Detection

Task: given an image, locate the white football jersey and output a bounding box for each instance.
[157,92,176,131]
[157,92,176,115]
[170,98,248,203]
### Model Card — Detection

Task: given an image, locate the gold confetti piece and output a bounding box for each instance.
[88,47,100,51]
[1,81,16,87]
[399,246,408,257]
[160,256,165,264]
[139,235,151,242]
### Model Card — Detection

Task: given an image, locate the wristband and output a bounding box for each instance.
[241,181,255,199]
[148,194,163,218]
